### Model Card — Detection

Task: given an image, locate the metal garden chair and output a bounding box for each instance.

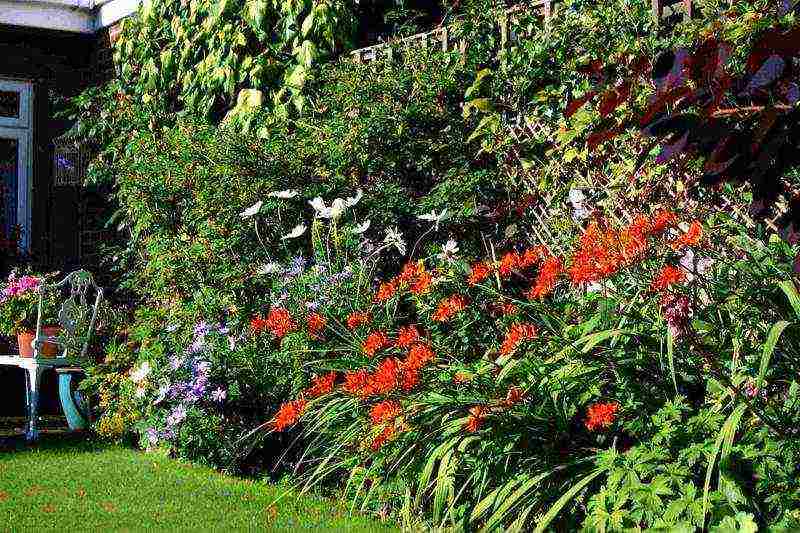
[4,270,103,440]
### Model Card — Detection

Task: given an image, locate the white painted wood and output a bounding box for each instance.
[0,79,33,252]
[95,0,140,28]
[0,0,140,33]
[0,80,32,130]
[0,127,32,252]
[0,1,95,33]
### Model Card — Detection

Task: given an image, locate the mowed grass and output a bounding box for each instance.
[0,435,397,532]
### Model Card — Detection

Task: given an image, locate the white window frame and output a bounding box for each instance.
[0,79,34,252]
[0,80,33,129]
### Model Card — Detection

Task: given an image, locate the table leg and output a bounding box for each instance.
[24,365,42,441]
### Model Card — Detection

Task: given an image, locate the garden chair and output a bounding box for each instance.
[23,270,102,440]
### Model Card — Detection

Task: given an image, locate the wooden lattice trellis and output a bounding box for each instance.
[350,0,696,65]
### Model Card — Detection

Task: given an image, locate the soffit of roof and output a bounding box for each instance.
[0,0,139,33]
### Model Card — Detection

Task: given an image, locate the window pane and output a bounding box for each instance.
[0,91,20,119]
[0,138,19,246]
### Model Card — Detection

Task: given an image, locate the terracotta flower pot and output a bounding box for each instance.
[17,326,61,358]
[17,331,34,358]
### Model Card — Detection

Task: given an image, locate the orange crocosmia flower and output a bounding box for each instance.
[305,372,336,398]
[398,261,423,285]
[399,366,421,391]
[369,400,402,425]
[363,330,391,358]
[499,323,538,356]
[375,281,398,302]
[670,221,703,250]
[370,424,397,450]
[628,215,652,238]
[568,217,653,285]
[306,313,327,339]
[527,256,563,299]
[343,369,372,397]
[498,251,523,278]
[432,294,468,322]
[346,311,371,330]
[272,398,308,432]
[405,343,435,370]
[503,386,525,407]
[396,325,421,348]
[520,246,547,269]
[265,307,297,339]
[465,406,488,432]
[250,315,268,334]
[649,210,677,235]
[585,401,619,431]
[468,261,493,285]
[410,269,433,295]
[651,265,686,292]
[370,357,402,395]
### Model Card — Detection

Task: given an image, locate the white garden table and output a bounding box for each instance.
[0,355,82,440]
[0,270,103,441]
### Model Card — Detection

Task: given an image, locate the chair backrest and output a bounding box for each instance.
[33,270,104,360]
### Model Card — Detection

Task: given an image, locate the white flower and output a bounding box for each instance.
[135,386,146,399]
[267,189,299,199]
[569,188,591,221]
[309,196,327,215]
[438,239,459,262]
[281,224,307,240]
[257,262,283,275]
[384,227,406,255]
[568,188,585,205]
[329,198,346,219]
[240,201,263,219]
[345,189,363,207]
[352,220,371,234]
[418,209,450,229]
[130,362,151,384]
[310,196,342,219]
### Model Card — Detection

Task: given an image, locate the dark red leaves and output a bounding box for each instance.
[598,82,631,118]
[565,91,596,118]
[587,128,619,152]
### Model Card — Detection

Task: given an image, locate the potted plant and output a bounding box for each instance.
[0,271,60,357]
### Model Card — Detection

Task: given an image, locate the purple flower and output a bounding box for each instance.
[188,337,206,354]
[169,355,185,370]
[211,388,227,402]
[193,360,211,376]
[146,427,159,446]
[166,405,187,427]
[284,255,307,277]
[661,293,692,339]
[193,321,211,337]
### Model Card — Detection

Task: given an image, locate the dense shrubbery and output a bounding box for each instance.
[73,0,800,528]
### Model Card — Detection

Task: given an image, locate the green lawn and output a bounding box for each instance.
[0,436,397,532]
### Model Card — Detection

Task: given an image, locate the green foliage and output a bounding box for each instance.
[76,0,800,528]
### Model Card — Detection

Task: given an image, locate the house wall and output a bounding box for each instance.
[0,25,95,416]
[0,24,94,269]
